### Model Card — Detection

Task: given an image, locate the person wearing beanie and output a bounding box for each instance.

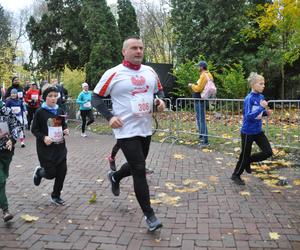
[25,83,41,130]
[31,86,69,205]
[5,89,27,148]
[76,82,94,137]
[0,97,22,222]
[4,77,25,101]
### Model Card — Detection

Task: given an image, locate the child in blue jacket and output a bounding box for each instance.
[5,89,27,147]
[231,72,273,185]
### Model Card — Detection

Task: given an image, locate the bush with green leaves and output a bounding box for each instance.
[214,63,248,99]
[172,56,247,99]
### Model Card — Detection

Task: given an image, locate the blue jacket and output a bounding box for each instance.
[76,91,92,110]
[241,92,267,135]
[5,98,26,117]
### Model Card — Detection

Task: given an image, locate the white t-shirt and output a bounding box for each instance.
[94,64,162,139]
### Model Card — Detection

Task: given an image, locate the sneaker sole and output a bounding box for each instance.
[33,166,41,186]
[148,223,163,232]
[3,215,14,222]
[107,171,119,196]
[50,199,65,206]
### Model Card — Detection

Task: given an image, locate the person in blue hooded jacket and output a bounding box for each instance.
[76,82,94,137]
[5,89,27,147]
[231,72,273,185]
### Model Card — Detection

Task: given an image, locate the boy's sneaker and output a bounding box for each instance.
[108,156,116,171]
[231,174,245,185]
[107,171,120,196]
[81,133,87,137]
[33,166,42,186]
[146,168,154,175]
[145,214,163,231]
[3,210,13,222]
[51,197,65,206]
[21,142,25,148]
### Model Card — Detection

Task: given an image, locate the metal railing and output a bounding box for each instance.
[65,98,300,149]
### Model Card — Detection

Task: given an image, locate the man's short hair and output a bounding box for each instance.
[122,36,142,49]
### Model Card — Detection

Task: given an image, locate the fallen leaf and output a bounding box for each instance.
[234,147,240,152]
[173,154,185,160]
[271,190,282,193]
[202,148,212,153]
[293,179,300,186]
[68,220,73,223]
[155,238,161,243]
[239,191,250,196]
[165,182,177,190]
[88,193,97,204]
[20,214,39,222]
[269,232,280,240]
[209,176,218,183]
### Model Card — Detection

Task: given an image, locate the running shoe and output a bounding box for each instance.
[21,142,25,148]
[108,156,116,171]
[3,210,13,222]
[51,197,65,206]
[81,133,87,137]
[107,171,120,196]
[145,214,163,231]
[33,166,42,186]
[231,174,245,185]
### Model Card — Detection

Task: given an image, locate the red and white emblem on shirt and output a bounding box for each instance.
[131,76,146,86]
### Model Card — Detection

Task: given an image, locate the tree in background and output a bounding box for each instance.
[80,0,121,86]
[26,0,90,75]
[135,0,174,63]
[117,0,140,42]
[0,4,14,85]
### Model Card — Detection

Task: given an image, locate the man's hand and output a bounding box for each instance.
[5,139,13,151]
[188,83,193,88]
[155,98,166,112]
[44,136,53,146]
[109,117,123,129]
[63,129,69,135]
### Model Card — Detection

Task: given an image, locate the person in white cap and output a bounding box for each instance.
[76,82,94,137]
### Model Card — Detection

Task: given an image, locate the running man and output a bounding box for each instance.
[92,36,165,231]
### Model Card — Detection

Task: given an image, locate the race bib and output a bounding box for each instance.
[48,126,63,143]
[31,94,38,101]
[130,96,152,116]
[17,92,23,98]
[0,121,9,138]
[83,101,91,108]
[11,106,21,114]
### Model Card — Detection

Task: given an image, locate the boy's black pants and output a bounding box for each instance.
[39,160,67,198]
[233,132,273,176]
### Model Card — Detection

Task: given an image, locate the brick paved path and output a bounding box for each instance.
[1,130,300,250]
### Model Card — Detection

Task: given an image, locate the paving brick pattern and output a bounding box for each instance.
[1,129,300,249]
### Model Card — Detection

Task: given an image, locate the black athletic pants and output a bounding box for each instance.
[113,136,154,218]
[80,109,94,133]
[233,131,273,176]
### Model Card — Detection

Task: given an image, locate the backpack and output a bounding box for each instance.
[201,73,217,99]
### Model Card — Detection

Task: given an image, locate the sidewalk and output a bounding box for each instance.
[0,129,300,250]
